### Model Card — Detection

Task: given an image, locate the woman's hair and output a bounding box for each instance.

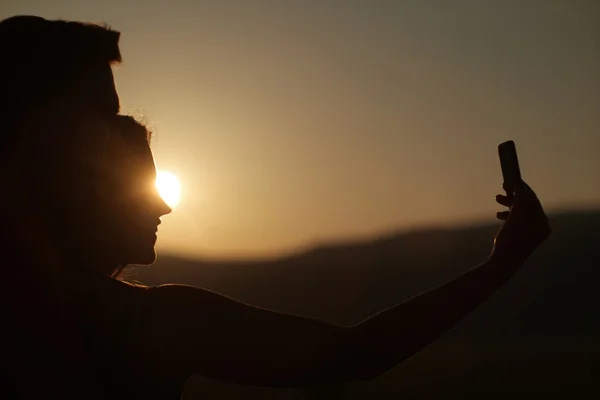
[109,114,153,146]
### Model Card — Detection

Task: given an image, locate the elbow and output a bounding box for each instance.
[265,328,391,388]
[327,326,396,384]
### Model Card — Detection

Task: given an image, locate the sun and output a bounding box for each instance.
[156,170,181,209]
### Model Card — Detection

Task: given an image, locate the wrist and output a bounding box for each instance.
[486,252,524,280]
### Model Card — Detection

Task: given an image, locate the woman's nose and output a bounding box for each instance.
[149,184,172,216]
[158,198,173,216]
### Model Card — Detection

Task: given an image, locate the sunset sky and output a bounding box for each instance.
[3,1,599,259]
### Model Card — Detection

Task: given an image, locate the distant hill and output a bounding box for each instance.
[128,209,600,397]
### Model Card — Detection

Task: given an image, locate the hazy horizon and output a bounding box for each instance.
[3,0,599,259]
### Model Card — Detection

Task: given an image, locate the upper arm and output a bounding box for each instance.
[137,284,354,387]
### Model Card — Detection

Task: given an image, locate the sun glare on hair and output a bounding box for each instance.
[156,170,181,209]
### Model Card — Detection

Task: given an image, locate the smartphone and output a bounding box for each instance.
[498,140,522,199]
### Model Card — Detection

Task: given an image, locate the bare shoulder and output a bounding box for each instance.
[103,280,240,314]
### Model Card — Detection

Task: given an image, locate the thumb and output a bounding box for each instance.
[509,181,529,215]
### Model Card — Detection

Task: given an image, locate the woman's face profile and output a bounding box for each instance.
[96,116,173,266]
[44,115,173,267]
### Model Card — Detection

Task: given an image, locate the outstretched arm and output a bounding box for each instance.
[138,257,515,387]
[136,182,549,387]
[350,181,552,377]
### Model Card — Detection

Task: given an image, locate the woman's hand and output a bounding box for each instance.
[491,181,551,267]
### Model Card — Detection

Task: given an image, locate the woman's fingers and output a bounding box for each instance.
[496,211,510,221]
[496,194,511,208]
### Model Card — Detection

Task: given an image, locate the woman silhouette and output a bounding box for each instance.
[1,16,551,400]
